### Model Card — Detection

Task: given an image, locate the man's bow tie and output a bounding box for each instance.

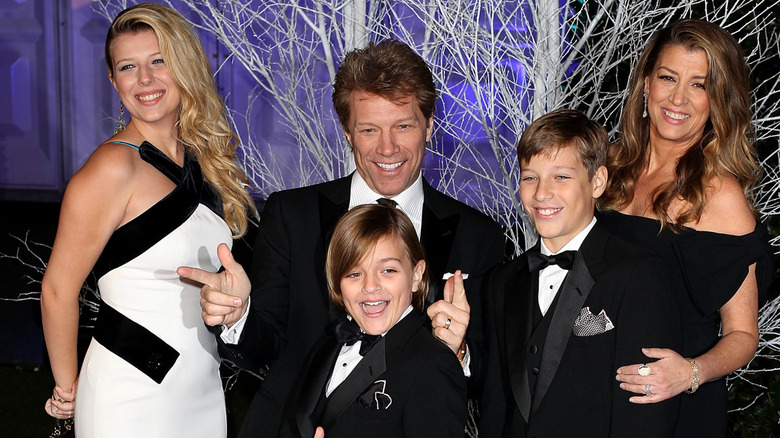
[334,318,382,356]
[527,250,577,272]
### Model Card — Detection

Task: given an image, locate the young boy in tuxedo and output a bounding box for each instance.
[479,109,681,437]
[280,202,467,437]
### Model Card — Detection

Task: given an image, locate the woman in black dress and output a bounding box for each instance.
[600,19,774,437]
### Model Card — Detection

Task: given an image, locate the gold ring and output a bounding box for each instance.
[444,317,452,330]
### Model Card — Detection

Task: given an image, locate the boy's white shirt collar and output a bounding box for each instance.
[540,217,597,256]
[328,305,414,396]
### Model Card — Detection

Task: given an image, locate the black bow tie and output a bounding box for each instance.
[334,318,382,356]
[527,250,577,272]
[376,197,398,207]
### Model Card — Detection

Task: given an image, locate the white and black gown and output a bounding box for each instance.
[74,141,229,437]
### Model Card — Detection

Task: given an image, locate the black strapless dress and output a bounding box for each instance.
[597,209,774,437]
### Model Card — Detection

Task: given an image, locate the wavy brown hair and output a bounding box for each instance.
[600,19,760,229]
[332,39,437,132]
[326,203,429,314]
[105,2,257,236]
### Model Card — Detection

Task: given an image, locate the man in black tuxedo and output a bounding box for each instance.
[180,39,505,437]
[479,109,681,437]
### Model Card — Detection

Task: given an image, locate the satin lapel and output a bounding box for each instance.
[420,203,459,303]
[531,252,594,413]
[295,340,341,438]
[504,261,535,422]
[320,337,387,430]
[316,184,349,308]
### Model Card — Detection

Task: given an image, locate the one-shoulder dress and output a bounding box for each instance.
[74,141,230,437]
[598,209,775,438]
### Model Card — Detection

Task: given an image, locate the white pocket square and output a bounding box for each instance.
[572,307,614,336]
[442,272,469,280]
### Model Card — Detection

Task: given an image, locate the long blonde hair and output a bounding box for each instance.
[105,2,257,236]
[601,19,760,229]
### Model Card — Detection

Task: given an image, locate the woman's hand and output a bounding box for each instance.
[615,348,692,404]
[44,381,77,419]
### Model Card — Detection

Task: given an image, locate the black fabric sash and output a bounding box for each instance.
[93,301,180,383]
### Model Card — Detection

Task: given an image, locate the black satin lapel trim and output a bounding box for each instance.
[317,193,349,307]
[532,253,594,413]
[420,204,459,303]
[297,340,341,437]
[318,192,348,251]
[320,337,387,430]
[93,144,202,280]
[505,266,535,422]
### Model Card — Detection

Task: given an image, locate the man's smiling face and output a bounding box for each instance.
[345,91,432,197]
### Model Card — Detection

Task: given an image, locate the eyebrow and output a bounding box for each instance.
[378,257,403,264]
[521,165,577,172]
[114,51,163,64]
[657,66,707,80]
[354,116,417,126]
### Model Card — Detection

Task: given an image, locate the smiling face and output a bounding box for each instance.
[520,145,607,253]
[345,91,432,197]
[109,30,181,129]
[340,235,425,336]
[644,45,710,150]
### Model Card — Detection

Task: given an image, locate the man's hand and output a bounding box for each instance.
[177,243,251,327]
[426,270,470,354]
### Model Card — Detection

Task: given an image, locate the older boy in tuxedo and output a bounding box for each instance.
[479,109,681,437]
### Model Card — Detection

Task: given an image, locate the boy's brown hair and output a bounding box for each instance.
[517,109,608,179]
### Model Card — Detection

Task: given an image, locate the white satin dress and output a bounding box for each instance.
[74,141,229,437]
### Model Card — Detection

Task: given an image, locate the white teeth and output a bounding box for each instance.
[377,162,402,171]
[662,108,689,120]
[138,92,163,102]
[537,208,561,216]
[361,301,387,314]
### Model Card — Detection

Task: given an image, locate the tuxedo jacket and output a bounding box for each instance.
[479,222,681,438]
[221,174,505,437]
[280,311,468,438]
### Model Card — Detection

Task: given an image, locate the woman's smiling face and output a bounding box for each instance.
[645,45,711,150]
[109,30,181,128]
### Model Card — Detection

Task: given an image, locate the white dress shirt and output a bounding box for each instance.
[349,172,424,238]
[326,305,414,396]
[537,217,596,316]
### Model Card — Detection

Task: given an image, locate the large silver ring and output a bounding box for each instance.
[638,364,652,376]
[645,384,652,396]
[444,317,452,330]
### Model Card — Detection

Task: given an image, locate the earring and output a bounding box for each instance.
[114,102,126,134]
[642,92,648,118]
